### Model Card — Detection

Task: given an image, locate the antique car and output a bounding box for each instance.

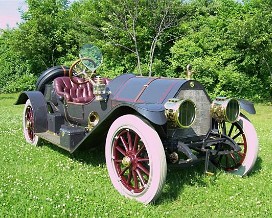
[16,44,258,204]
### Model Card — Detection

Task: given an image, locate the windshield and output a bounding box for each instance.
[79,44,103,72]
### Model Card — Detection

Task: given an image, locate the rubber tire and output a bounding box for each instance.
[35,66,69,93]
[23,99,41,146]
[231,116,259,176]
[105,115,167,204]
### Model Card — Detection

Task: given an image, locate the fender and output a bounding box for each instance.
[71,103,167,152]
[109,102,167,126]
[15,91,48,133]
[238,99,256,114]
[132,103,167,125]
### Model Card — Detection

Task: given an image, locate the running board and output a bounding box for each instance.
[36,131,70,152]
[36,131,60,146]
[37,124,86,153]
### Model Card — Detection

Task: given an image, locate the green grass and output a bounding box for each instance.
[0,93,272,217]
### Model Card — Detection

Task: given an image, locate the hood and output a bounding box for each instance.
[108,74,193,104]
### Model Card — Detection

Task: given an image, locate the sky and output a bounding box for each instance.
[0,0,77,29]
[0,0,26,29]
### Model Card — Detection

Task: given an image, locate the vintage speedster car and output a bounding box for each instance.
[16,45,258,204]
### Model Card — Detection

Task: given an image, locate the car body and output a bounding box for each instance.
[16,45,259,204]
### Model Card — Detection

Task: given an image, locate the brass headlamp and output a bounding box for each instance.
[210,97,240,123]
[164,98,196,128]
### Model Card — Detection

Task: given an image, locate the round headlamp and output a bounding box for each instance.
[210,97,240,123]
[164,98,196,128]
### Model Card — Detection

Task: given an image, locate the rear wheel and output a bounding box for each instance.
[211,116,258,176]
[23,99,41,146]
[35,65,69,93]
[105,115,167,204]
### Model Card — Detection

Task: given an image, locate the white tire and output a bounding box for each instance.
[105,115,167,204]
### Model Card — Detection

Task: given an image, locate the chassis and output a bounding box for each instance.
[16,45,258,203]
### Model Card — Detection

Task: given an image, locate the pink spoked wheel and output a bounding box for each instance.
[105,115,167,204]
[23,99,41,146]
[211,116,258,176]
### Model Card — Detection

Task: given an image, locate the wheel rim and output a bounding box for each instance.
[212,122,247,171]
[112,128,150,194]
[25,105,35,142]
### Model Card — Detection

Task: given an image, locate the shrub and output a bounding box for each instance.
[1,73,37,93]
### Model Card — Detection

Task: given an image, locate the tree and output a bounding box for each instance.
[0,29,36,92]
[76,0,184,76]
[0,0,271,100]
[170,0,271,101]
[15,0,80,74]
[0,0,80,92]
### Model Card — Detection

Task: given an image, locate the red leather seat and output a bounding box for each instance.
[54,77,94,103]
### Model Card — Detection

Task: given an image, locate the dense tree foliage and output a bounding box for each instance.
[0,0,271,101]
[170,0,272,100]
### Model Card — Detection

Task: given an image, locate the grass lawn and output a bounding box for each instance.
[0,93,271,217]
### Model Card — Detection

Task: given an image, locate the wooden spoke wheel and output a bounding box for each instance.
[211,116,258,176]
[23,99,41,146]
[105,115,167,203]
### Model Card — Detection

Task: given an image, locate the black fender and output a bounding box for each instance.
[36,66,69,93]
[15,91,48,133]
[70,103,166,152]
[132,103,167,125]
[108,103,166,126]
[238,99,256,114]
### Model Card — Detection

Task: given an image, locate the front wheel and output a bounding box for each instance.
[105,115,167,204]
[211,116,259,176]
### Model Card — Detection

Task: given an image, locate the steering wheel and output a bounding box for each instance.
[69,58,96,85]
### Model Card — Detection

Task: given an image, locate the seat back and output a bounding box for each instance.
[54,77,95,103]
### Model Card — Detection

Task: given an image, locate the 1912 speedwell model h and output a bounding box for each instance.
[16,45,258,204]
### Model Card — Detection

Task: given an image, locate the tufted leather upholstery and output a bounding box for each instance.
[54,77,95,103]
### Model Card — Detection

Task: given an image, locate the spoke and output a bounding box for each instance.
[137,163,150,176]
[238,152,246,159]
[113,159,122,163]
[230,153,239,166]
[28,110,32,117]
[136,145,145,156]
[135,169,146,187]
[26,111,29,119]
[132,170,139,190]
[133,134,139,152]
[120,166,129,176]
[233,132,242,140]
[116,146,126,156]
[29,130,34,141]
[137,158,149,162]
[27,109,31,119]
[127,168,132,185]
[127,131,133,151]
[228,124,235,137]
[221,122,227,135]
[120,135,129,152]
